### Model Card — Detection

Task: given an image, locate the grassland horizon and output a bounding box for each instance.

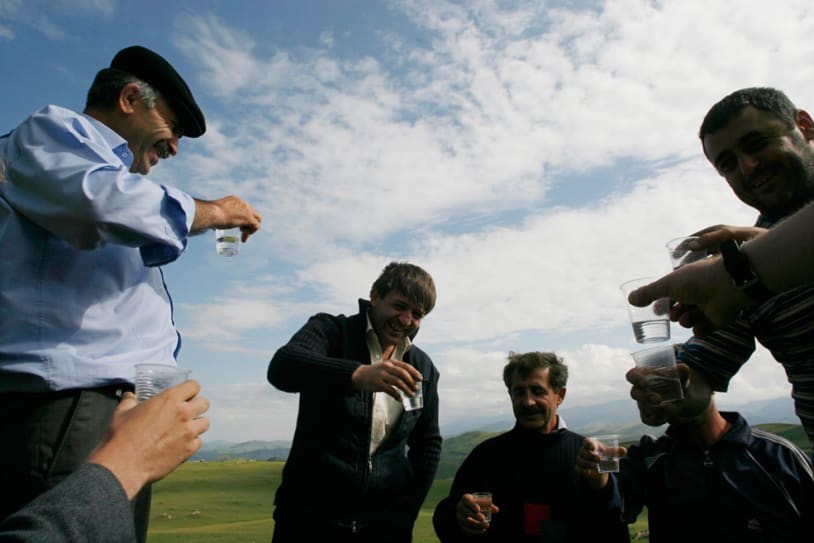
[147,460,649,542]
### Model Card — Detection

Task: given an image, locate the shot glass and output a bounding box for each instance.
[590,434,620,473]
[134,363,191,402]
[666,236,709,270]
[471,492,493,522]
[400,382,424,411]
[631,344,684,403]
[620,277,670,343]
[215,228,240,257]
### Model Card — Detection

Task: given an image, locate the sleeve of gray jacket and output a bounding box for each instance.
[0,463,136,542]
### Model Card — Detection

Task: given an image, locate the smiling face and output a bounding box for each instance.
[125,94,182,175]
[508,367,565,434]
[368,290,424,348]
[703,106,814,219]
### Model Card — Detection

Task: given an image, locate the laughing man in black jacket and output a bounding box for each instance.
[268,262,441,542]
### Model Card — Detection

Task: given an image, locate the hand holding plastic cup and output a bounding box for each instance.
[134,363,191,402]
[590,434,621,473]
[666,236,710,270]
[631,344,684,403]
[400,382,424,411]
[215,228,240,256]
[621,277,671,343]
[471,492,493,522]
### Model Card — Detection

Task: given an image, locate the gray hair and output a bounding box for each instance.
[86,67,161,110]
[503,351,568,390]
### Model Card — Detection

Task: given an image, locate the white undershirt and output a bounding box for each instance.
[366,313,412,455]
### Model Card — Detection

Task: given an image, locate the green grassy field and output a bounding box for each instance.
[147,423,809,541]
[148,460,649,542]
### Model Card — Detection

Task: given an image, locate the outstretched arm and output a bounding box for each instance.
[191,195,262,242]
[628,206,814,334]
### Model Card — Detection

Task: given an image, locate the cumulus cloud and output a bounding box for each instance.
[202,382,299,442]
[0,0,115,39]
[159,0,813,440]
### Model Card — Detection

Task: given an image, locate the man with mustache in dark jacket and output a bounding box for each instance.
[433,351,629,542]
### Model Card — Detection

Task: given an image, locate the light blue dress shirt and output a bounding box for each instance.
[0,105,196,392]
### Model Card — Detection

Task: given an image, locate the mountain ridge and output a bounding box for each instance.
[193,395,799,462]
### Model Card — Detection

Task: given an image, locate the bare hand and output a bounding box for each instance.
[351,345,422,402]
[626,363,709,426]
[192,195,262,241]
[575,438,625,488]
[690,224,768,252]
[627,257,752,335]
[455,493,498,535]
[88,380,210,499]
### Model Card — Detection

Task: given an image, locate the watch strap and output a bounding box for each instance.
[719,239,775,303]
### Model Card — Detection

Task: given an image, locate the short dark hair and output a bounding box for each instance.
[86,68,159,111]
[699,87,798,141]
[370,262,436,315]
[502,351,568,390]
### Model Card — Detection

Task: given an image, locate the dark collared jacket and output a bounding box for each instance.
[267,299,442,532]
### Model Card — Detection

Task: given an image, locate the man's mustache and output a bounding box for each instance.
[155,140,171,159]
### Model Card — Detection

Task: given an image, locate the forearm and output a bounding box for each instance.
[87,448,147,501]
[0,464,135,542]
[267,316,361,392]
[408,440,442,511]
[677,325,754,392]
[190,195,261,238]
[741,202,814,293]
[190,198,225,233]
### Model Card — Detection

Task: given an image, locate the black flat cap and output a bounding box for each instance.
[110,45,206,138]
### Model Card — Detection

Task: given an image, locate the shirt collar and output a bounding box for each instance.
[82,113,133,169]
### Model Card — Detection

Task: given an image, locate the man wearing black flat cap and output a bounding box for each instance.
[0,45,261,540]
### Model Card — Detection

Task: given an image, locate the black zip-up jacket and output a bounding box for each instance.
[620,411,814,542]
[267,299,442,534]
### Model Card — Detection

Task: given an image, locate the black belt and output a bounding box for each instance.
[0,383,134,400]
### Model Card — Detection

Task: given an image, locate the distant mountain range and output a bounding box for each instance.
[192,439,291,462]
[193,395,799,463]
[443,395,798,442]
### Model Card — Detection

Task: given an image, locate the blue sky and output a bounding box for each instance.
[2,0,809,442]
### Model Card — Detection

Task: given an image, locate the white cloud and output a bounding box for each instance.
[161,0,808,439]
[0,0,115,39]
[166,0,814,264]
[55,0,115,15]
[202,382,299,442]
[175,14,261,97]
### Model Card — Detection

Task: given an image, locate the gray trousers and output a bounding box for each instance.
[0,386,151,542]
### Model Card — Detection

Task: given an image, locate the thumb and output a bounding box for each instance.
[117,391,139,412]
[105,391,138,431]
[383,344,395,360]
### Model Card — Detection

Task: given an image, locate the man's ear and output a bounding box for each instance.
[369,289,378,307]
[796,110,814,142]
[118,82,141,115]
[557,387,567,405]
